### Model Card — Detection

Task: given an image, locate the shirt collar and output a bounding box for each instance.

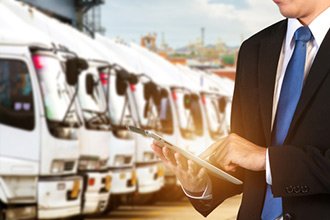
[285,7,330,50]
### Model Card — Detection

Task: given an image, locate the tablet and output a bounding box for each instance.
[127,126,243,185]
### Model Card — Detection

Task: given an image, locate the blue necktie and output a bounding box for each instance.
[261,26,312,220]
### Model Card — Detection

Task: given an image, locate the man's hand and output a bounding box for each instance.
[151,140,208,193]
[205,133,266,172]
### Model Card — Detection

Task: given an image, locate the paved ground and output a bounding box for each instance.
[89,195,242,220]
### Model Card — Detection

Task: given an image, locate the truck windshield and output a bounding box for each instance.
[202,93,226,139]
[34,55,79,126]
[157,90,173,135]
[172,88,203,139]
[106,72,133,128]
[78,71,110,130]
[132,81,161,131]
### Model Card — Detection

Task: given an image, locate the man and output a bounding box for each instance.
[152,0,330,219]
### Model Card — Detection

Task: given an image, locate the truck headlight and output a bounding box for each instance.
[143,152,155,161]
[79,158,99,170]
[100,158,109,169]
[78,157,108,170]
[51,160,65,174]
[51,160,75,174]
[113,129,133,139]
[6,206,36,220]
[114,155,132,166]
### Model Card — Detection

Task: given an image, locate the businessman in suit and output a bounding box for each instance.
[152,0,330,219]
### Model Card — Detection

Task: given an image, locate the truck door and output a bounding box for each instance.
[0,58,40,174]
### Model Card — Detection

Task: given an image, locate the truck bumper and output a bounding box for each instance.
[110,168,136,194]
[38,176,82,219]
[136,162,164,194]
[5,205,36,220]
[82,171,112,214]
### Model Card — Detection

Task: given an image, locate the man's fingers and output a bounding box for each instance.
[197,167,207,179]
[214,137,231,167]
[153,140,164,147]
[151,144,168,162]
[217,151,237,172]
[187,160,200,175]
[174,153,188,171]
[199,136,227,160]
[163,147,176,165]
[223,163,238,172]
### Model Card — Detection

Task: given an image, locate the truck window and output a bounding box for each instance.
[158,92,173,135]
[133,81,161,131]
[203,94,226,139]
[108,73,133,128]
[190,96,204,136]
[0,59,34,130]
[171,88,195,139]
[79,72,110,130]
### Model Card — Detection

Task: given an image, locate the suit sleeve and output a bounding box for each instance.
[269,145,330,197]
[187,42,248,217]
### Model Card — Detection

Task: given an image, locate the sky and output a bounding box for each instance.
[101,0,284,49]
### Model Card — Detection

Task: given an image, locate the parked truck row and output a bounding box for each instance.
[0,0,234,219]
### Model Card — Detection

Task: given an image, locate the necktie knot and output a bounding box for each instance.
[294,26,312,43]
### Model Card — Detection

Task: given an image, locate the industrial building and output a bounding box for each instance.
[18,0,105,35]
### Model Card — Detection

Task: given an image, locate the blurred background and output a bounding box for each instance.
[0,0,282,219]
[19,0,283,75]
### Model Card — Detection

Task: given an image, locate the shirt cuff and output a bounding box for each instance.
[182,176,212,200]
[266,148,272,185]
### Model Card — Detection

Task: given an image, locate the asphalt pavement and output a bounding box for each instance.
[89,194,242,220]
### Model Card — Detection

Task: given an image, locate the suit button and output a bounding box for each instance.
[284,213,292,220]
[293,186,301,193]
[285,186,293,194]
[302,185,309,193]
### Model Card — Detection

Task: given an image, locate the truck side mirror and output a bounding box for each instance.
[184,94,191,109]
[219,96,227,113]
[66,57,88,86]
[152,86,161,105]
[160,88,168,99]
[86,74,94,96]
[116,74,127,96]
[128,74,138,85]
[191,93,199,101]
[144,82,157,101]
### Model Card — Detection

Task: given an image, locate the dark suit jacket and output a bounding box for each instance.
[189,19,330,220]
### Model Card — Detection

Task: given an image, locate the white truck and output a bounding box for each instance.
[207,73,234,133]
[50,21,114,216]
[175,66,227,147]
[130,43,207,155]
[61,28,138,212]
[104,42,200,198]
[2,1,112,215]
[0,4,85,219]
[95,36,165,202]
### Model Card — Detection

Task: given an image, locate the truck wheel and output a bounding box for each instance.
[133,192,157,205]
[101,194,120,215]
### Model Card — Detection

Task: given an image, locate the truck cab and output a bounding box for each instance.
[65,33,137,212]
[0,28,83,220]
[75,61,112,214]
[0,1,113,215]
[95,37,165,201]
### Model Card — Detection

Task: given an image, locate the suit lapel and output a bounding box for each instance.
[286,28,330,142]
[258,20,287,146]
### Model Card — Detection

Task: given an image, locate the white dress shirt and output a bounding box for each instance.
[184,6,330,200]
